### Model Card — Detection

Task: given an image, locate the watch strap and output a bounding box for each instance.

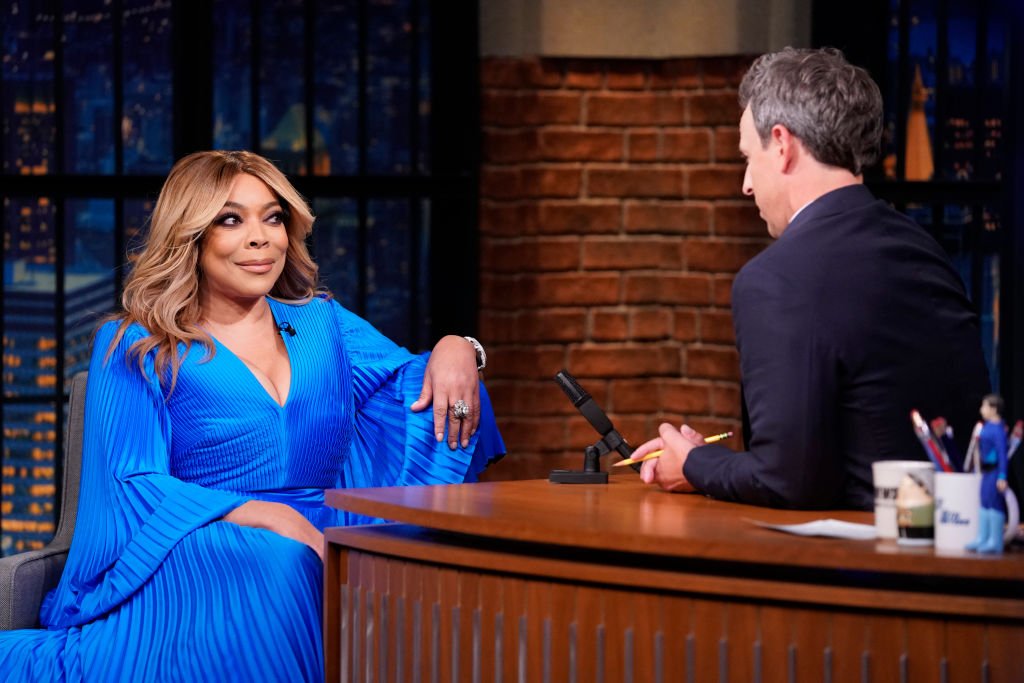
[463,336,487,371]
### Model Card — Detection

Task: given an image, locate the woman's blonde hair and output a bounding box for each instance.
[109,150,321,389]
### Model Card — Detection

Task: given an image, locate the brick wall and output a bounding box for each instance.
[478,56,772,481]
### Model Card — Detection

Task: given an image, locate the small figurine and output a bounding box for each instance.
[965,394,1009,554]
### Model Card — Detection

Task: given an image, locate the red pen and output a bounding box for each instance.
[910,410,952,472]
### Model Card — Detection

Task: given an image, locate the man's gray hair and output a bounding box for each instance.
[738,47,883,175]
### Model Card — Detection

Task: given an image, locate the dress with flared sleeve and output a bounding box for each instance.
[0,296,504,681]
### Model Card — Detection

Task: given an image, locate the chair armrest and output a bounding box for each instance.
[0,543,70,630]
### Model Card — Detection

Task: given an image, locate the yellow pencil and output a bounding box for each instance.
[703,431,733,444]
[612,431,733,467]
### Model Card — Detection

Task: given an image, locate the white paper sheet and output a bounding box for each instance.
[751,518,877,540]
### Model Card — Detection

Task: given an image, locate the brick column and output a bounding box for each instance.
[479,56,770,480]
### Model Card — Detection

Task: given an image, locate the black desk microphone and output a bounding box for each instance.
[554,370,634,459]
[550,369,637,483]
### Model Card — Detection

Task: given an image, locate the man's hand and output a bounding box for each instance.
[633,423,705,492]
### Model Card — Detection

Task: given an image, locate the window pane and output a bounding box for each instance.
[367,0,413,174]
[939,204,972,292]
[65,199,117,380]
[935,203,1000,393]
[124,197,154,250]
[903,202,932,233]
[1,401,58,556]
[979,207,1000,392]
[123,197,155,281]
[943,0,976,181]
[313,198,429,348]
[314,0,359,175]
[312,198,359,308]
[979,5,1006,181]
[416,0,431,174]
[3,197,57,398]
[63,2,115,174]
[947,2,976,89]
[905,0,937,181]
[882,0,901,179]
[413,198,430,348]
[2,4,56,174]
[122,0,174,175]
[979,254,999,392]
[259,0,307,174]
[213,0,254,151]
[366,199,411,341]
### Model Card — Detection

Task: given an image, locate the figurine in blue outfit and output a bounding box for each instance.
[966,393,1008,554]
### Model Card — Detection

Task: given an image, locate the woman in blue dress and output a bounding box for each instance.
[0,150,505,681]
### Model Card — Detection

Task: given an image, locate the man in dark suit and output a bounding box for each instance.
[631,47,989,509]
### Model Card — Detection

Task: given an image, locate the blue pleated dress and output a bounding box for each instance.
[0,296,505,682]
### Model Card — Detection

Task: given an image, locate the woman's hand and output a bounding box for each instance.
[223,500,324,561]
[410,335,480,449]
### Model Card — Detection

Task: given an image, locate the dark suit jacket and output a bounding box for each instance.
[684,184,989,509]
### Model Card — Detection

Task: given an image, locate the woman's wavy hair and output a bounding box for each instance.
[108,150,320,390]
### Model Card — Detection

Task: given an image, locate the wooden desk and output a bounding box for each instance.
[324,476,1023,682]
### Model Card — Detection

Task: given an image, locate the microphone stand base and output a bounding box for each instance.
[548,470,609,484]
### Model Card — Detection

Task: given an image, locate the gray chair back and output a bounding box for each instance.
[0,371,87,630]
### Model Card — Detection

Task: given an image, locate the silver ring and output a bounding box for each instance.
[451,399,469,420]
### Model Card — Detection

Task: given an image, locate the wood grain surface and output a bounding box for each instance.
[326,475,1023,580]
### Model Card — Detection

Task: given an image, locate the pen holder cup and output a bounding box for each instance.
[933,472,981,553]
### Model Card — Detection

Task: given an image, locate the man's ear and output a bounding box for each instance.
[771,124,798,173]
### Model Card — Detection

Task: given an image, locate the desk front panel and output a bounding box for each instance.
[324,524,1023,683]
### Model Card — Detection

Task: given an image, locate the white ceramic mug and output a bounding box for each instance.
[933,471,981,553]
[872,460,936,540]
